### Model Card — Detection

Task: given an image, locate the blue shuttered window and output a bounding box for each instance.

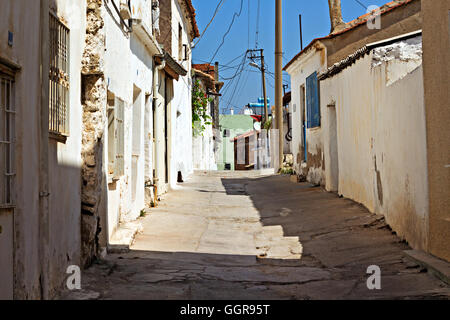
[306,72,320,128]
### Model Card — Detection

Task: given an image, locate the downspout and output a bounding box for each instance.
[152,56,165,197]
[38,0,50,299]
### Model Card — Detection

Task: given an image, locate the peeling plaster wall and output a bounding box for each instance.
[103,1,155,238]
[0,0,43,300]
[320,40,428,250]
[47,0,85,297]
[0,0,86,299]
[286,46,327,185]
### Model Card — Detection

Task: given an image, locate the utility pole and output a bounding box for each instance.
[248,49,268,126]
[260,50,269,126]
[275,0,283,171]
[299,14,303,50]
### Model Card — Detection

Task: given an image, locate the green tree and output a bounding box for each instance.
[192,79,213,137]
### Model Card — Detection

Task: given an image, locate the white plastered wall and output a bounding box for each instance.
[320,40,428,250]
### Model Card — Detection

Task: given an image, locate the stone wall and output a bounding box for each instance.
[156,0,172,54]
[80,0,107,267]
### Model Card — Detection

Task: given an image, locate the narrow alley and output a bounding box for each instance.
[59,172,450,300]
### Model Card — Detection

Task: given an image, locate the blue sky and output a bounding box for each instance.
[191,0,390,114]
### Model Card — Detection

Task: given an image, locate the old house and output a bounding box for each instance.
[284,0,422,184]
[217,115,254,171]
[285,0,449,262]
[156,0,200,189]
[0,0,203,300]
[95,0,163,249]
[0,0,86,299]
[192,63,222,171]
[319,30,427,253]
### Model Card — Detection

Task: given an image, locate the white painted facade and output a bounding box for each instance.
[285,43,328,184]
[320,35,428,250]
[192,80,218,171]
[0,0,86,299]
[103,0,161,239]
[168,0,194,186]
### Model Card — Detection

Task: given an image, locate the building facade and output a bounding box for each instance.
[217,115,254,171]
[0,0,86,299]
[192,64,222,171]
[284,0,449,262]
[284,0,422,184]
[0,0,202,299]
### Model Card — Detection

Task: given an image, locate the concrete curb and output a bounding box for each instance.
[108,221,144,253]
[404,250,450,285]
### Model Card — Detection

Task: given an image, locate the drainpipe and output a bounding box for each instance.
[38,0,50,299]
[152,56,165,195]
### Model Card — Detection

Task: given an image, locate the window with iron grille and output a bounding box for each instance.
[49,13,70,137]
[107,94,125,180]
[0,71,16,207]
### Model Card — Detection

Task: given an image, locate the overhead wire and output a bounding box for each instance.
[255,0,261,48]
[193,0,227,48]
[208,0,245,65]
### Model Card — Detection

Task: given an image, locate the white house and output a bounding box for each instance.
[156,0,199,189]
[192,64,222,171]
[283,0,422,185]
[0,0,86,299]
[102,0,162,245]
[319,31,428,251]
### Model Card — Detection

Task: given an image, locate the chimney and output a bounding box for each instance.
[328,0,345,33]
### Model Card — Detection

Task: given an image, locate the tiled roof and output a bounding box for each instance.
[318,30,422,81]
[192,63,215,77]
[184,0,200,38]
[231,130,260,142]
[283,0,415,71]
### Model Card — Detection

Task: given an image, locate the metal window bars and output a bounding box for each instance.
[49,13,70,136]
[0,74,15,207]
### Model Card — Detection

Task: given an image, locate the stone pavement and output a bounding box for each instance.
[58,171,450,300]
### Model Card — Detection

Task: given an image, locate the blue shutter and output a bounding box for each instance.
[306,72,320,128]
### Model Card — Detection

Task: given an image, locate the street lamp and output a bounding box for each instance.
[249,62,260,70]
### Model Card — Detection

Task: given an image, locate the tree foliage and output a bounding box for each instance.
[192,79,213,136]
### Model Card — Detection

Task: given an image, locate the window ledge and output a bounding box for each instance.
[49,132,68,144]
[0,205,15,210]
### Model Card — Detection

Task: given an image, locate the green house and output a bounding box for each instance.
[217,115,255,171]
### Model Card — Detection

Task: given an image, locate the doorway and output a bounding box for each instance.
[328,103,339,191]
[131,86,142,203]
[300,84,307,162]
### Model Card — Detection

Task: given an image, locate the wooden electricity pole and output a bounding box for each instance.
[275,0,283,171]
[249,49,269,126]
[260,50,269,125]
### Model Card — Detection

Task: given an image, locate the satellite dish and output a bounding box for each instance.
[254,122,261,131]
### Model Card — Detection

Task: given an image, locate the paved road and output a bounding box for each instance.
[60,171,450,300]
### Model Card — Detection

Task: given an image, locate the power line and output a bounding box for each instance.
[354,0,369,10]
[255,0,261,48]
[193,0,227,48]
[208,0,245,64]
